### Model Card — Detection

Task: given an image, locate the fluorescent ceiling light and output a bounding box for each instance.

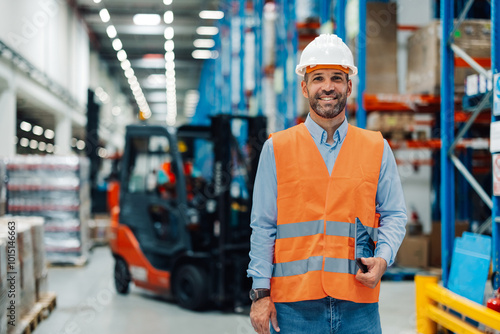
[164,52,175,62]
[117,50,127,61]
[199,10,224,20]
[164,40,174,52]
[193,39,215,48]
[165,62,175,71]
[163,0,172,4]
[20,138,29,147]
[30,140,38,149]
[99,9,110,23]
[133,14,161,26]
[124,68,135,78]
[112,39,123,51]
[121,60,131,70]
[76,140,86,150]
[128,76,138,84]
[38,142,46,151]
[164,11,174,24]
[106,25,117,38]
[164,27,174,39]
[112,106,122,116]
[192,49,212,59]
[93,0,102,3]
[44,129,54,139]
[196,26,219,35]
[20,121,32,132]
[33,125,43,136]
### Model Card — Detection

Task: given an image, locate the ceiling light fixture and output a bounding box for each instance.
[196,26,219,35]
[93,0,102,3]
[117,50,127,61]
[121,60,131,70]
[99,9,110,23]
[19,138,29,147]
[164,52,175,62]
[199,10,224,20]
[163,0,173,5]
[32,125,43,136]
[44,129,54,139]
[106,25,117,38]
[112,38,123,51]
[192,49,213,59]
[193,39,215,48]
[133,14,161,26]
[112,106,122,116]
[164,11,174,24]
[20,121,32,132]
[164,40,174,52]
[164,27,174,40]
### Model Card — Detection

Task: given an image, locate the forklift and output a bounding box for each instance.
[109,114,267,311]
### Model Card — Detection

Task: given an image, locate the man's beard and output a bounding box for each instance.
[307,89,348,119]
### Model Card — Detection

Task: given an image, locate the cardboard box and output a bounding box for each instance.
[429,221,469,268]
[351,2,399,96]
[396,236,429,268]
[406,20,491,95]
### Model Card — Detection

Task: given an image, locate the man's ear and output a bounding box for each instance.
[347,79,352,97]
[301,80,309,98]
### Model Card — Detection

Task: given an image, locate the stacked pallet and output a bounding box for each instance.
[0,216,55,333]
[0,238,8,334]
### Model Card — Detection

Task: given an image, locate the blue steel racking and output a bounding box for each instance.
[441,0,499,290]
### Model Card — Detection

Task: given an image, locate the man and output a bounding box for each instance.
[247,34,407,334]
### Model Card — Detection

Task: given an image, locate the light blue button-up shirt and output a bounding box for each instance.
[247,114,407,289]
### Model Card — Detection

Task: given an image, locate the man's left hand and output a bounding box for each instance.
[355,257,387,288]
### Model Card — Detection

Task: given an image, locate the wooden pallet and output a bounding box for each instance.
[15,292,56,334]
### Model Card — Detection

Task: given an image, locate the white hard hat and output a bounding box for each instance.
[295,34,358,77]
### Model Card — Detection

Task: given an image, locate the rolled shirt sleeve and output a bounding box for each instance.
[247,139,277,289]
[374,139,408,266]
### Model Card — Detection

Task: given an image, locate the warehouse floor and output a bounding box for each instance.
[35,247,416,334]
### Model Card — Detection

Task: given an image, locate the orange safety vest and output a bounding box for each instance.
[270,123,384,304]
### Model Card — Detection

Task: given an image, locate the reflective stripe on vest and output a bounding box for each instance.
[276,220,378,241]
[270,123,384,304]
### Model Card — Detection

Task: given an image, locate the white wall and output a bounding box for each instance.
[0,0,90,107]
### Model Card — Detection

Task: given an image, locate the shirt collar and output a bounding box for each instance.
[304,113,348,145]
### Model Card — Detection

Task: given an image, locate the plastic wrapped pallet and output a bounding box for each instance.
[17,223,36,319]
[0,223,20,334]
[6,216,48,300]
[0,238,8,334]
[5,155,91,265]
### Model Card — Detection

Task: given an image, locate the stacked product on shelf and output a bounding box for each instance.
[5,155,91,265]
[407,19,491,96]
[0,238,7,334]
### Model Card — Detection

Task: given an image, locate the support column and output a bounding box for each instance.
[0,81,17,157]
[491,0,500,291]
[55,115,72,155]
[440,0,455,288]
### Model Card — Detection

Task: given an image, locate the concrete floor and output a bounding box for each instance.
[35,247,416,334]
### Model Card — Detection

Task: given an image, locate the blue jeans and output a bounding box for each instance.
[271,297,381,334]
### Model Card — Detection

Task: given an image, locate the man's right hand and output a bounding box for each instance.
[250,297,280,333]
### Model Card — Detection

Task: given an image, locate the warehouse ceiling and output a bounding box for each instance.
[75,0,221,125]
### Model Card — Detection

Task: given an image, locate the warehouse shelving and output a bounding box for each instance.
[439,0,499,290]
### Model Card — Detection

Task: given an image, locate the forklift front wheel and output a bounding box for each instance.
[114,257,131,294]
[173,264,208,310]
